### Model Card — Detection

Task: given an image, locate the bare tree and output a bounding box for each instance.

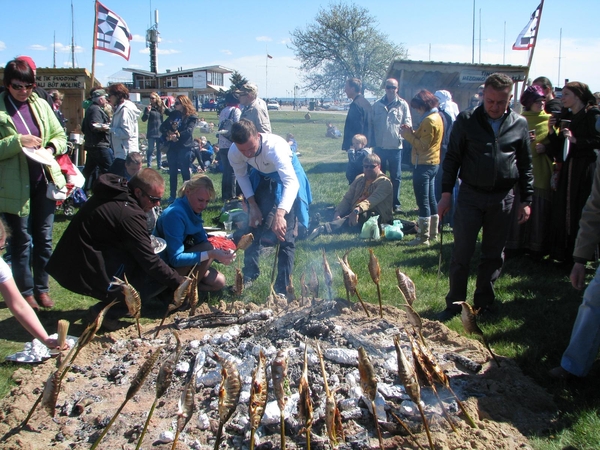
[290,2,406,98]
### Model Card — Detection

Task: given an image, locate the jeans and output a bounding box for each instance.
[167,148,192,199]
[4,182,56,296]
[374,148,402,208]
[445,184,514,309]
[82,147,113,190]
[147,138,161,168]
[243,177,297,295]
[220,148,237,200]
[561,265,600,377]
[413,164,438,217]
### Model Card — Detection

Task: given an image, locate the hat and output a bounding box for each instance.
[16,56,36,72]
[91,89,108,99]
[237,82,258,95]
[520,85,545,109]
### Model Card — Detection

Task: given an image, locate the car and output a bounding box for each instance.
[267,100,280,110]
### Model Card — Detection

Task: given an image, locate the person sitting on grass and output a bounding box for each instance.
[0,218,61,348]
[309,153,392,239]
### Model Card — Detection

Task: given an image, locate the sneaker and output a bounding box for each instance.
[437,307,461,322]
[243,277,255,290]
[549,366,576,381]
[308,225,325,240]
[394,205,404,214]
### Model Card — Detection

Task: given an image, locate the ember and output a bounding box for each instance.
[0,299,557,449]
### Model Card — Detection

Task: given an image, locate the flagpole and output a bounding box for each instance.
[91,0,98,86]
[521,0,545,96]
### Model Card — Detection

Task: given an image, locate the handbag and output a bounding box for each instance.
[46,182,68,200]
[217,108,236,140]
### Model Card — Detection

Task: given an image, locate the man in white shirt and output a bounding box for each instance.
[228,119,311,296]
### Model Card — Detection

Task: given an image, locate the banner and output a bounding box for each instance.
[513,3,541,51]
[95,1,132,60]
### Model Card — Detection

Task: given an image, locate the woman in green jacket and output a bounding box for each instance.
[0,58,67,310]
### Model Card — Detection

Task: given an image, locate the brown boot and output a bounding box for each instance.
[24,295,40,310]
[35,292,55,308]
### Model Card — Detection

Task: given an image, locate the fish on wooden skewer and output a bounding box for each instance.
[112,275,142,338]
[249,351,268,450]
[298,343,314,450]
[236,232,254,270]
[398,287,425,344]
[54,319,69,365]
[286,274,297,302]
[172,368,195,450]
[338,252,370,317]
[409,332,476,429]
[154,275,192,339]
[316,344,344,448]
[22,301,118,428]
[300,272,309,302]
[308,266,320,300]
[271,349,289,450]
[395,268,417,306]
[214,353,242,450]
[234,267,244,296]
[408,333,459,433]
[368,249,384,318]
[394,335,434,450]
[322,249,334,301]
[453,301,501,368]
[188,270,200,317]
[91,346,164,450]
[357,347,384,450]
[136,332,183,450]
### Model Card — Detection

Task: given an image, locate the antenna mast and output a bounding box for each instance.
[71,0,76,67]
[146,9,160,73]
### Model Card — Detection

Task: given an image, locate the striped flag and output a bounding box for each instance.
[95,1,133,60]
[513,3,541,50]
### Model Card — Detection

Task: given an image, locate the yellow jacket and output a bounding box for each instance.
[404,110,443,166]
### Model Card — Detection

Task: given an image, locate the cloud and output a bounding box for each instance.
[29,44,47,51]
[131,34,145,43]
[221,49,232,55]
[256,36,272,42]
[0,41,5,51]
[139,48,181,55]
[53,43,84,54]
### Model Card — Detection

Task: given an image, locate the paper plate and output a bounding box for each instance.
[204,226,221,232]
[207,231,228,238]
[151,235,167,254]
[22,147,56,165]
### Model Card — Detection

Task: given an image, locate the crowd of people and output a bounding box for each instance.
[1,54,600,383]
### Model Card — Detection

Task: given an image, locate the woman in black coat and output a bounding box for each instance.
[141,92,164,169]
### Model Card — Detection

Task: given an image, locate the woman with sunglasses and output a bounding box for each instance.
[0,58,67,310]
[160,95,198,202]
[400,89,443,246]
[142,92,165,169]
[155,174,235,294]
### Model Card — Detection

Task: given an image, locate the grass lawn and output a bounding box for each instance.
[1,109,600,449]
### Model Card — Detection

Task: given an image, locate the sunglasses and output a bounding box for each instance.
[363,164,377,169]
[10,82,34,91]
[141,189,162,203]
[385,85,397,90]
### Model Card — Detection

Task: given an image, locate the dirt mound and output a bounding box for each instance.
[0,298,557,449]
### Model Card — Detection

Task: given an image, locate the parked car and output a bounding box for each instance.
[201,100,217,111]
[267,100,280,110]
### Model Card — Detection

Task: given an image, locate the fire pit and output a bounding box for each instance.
[0,298,556,449]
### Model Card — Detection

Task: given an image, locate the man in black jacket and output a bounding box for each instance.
[437,73,533,321]
[81,88,113,191]
[46,169,185,327]
[342,78,374,151]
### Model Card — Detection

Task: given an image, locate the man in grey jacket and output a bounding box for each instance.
[238,82,271,133]
[372,78,411,213]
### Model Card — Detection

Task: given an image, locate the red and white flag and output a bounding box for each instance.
[95,1,132,60]
[513,3,541,50]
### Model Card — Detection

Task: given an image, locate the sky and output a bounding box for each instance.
[1,0,599,98]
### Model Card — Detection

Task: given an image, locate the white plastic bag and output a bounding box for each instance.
[359,215,380,239]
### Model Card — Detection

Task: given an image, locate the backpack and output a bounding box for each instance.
[217,107,236,140]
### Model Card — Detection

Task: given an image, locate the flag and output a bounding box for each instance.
[95,1,132,60]
[267,54,273,59]
[512,3,541,50]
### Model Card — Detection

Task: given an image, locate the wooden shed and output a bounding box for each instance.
[384,60,529,110]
